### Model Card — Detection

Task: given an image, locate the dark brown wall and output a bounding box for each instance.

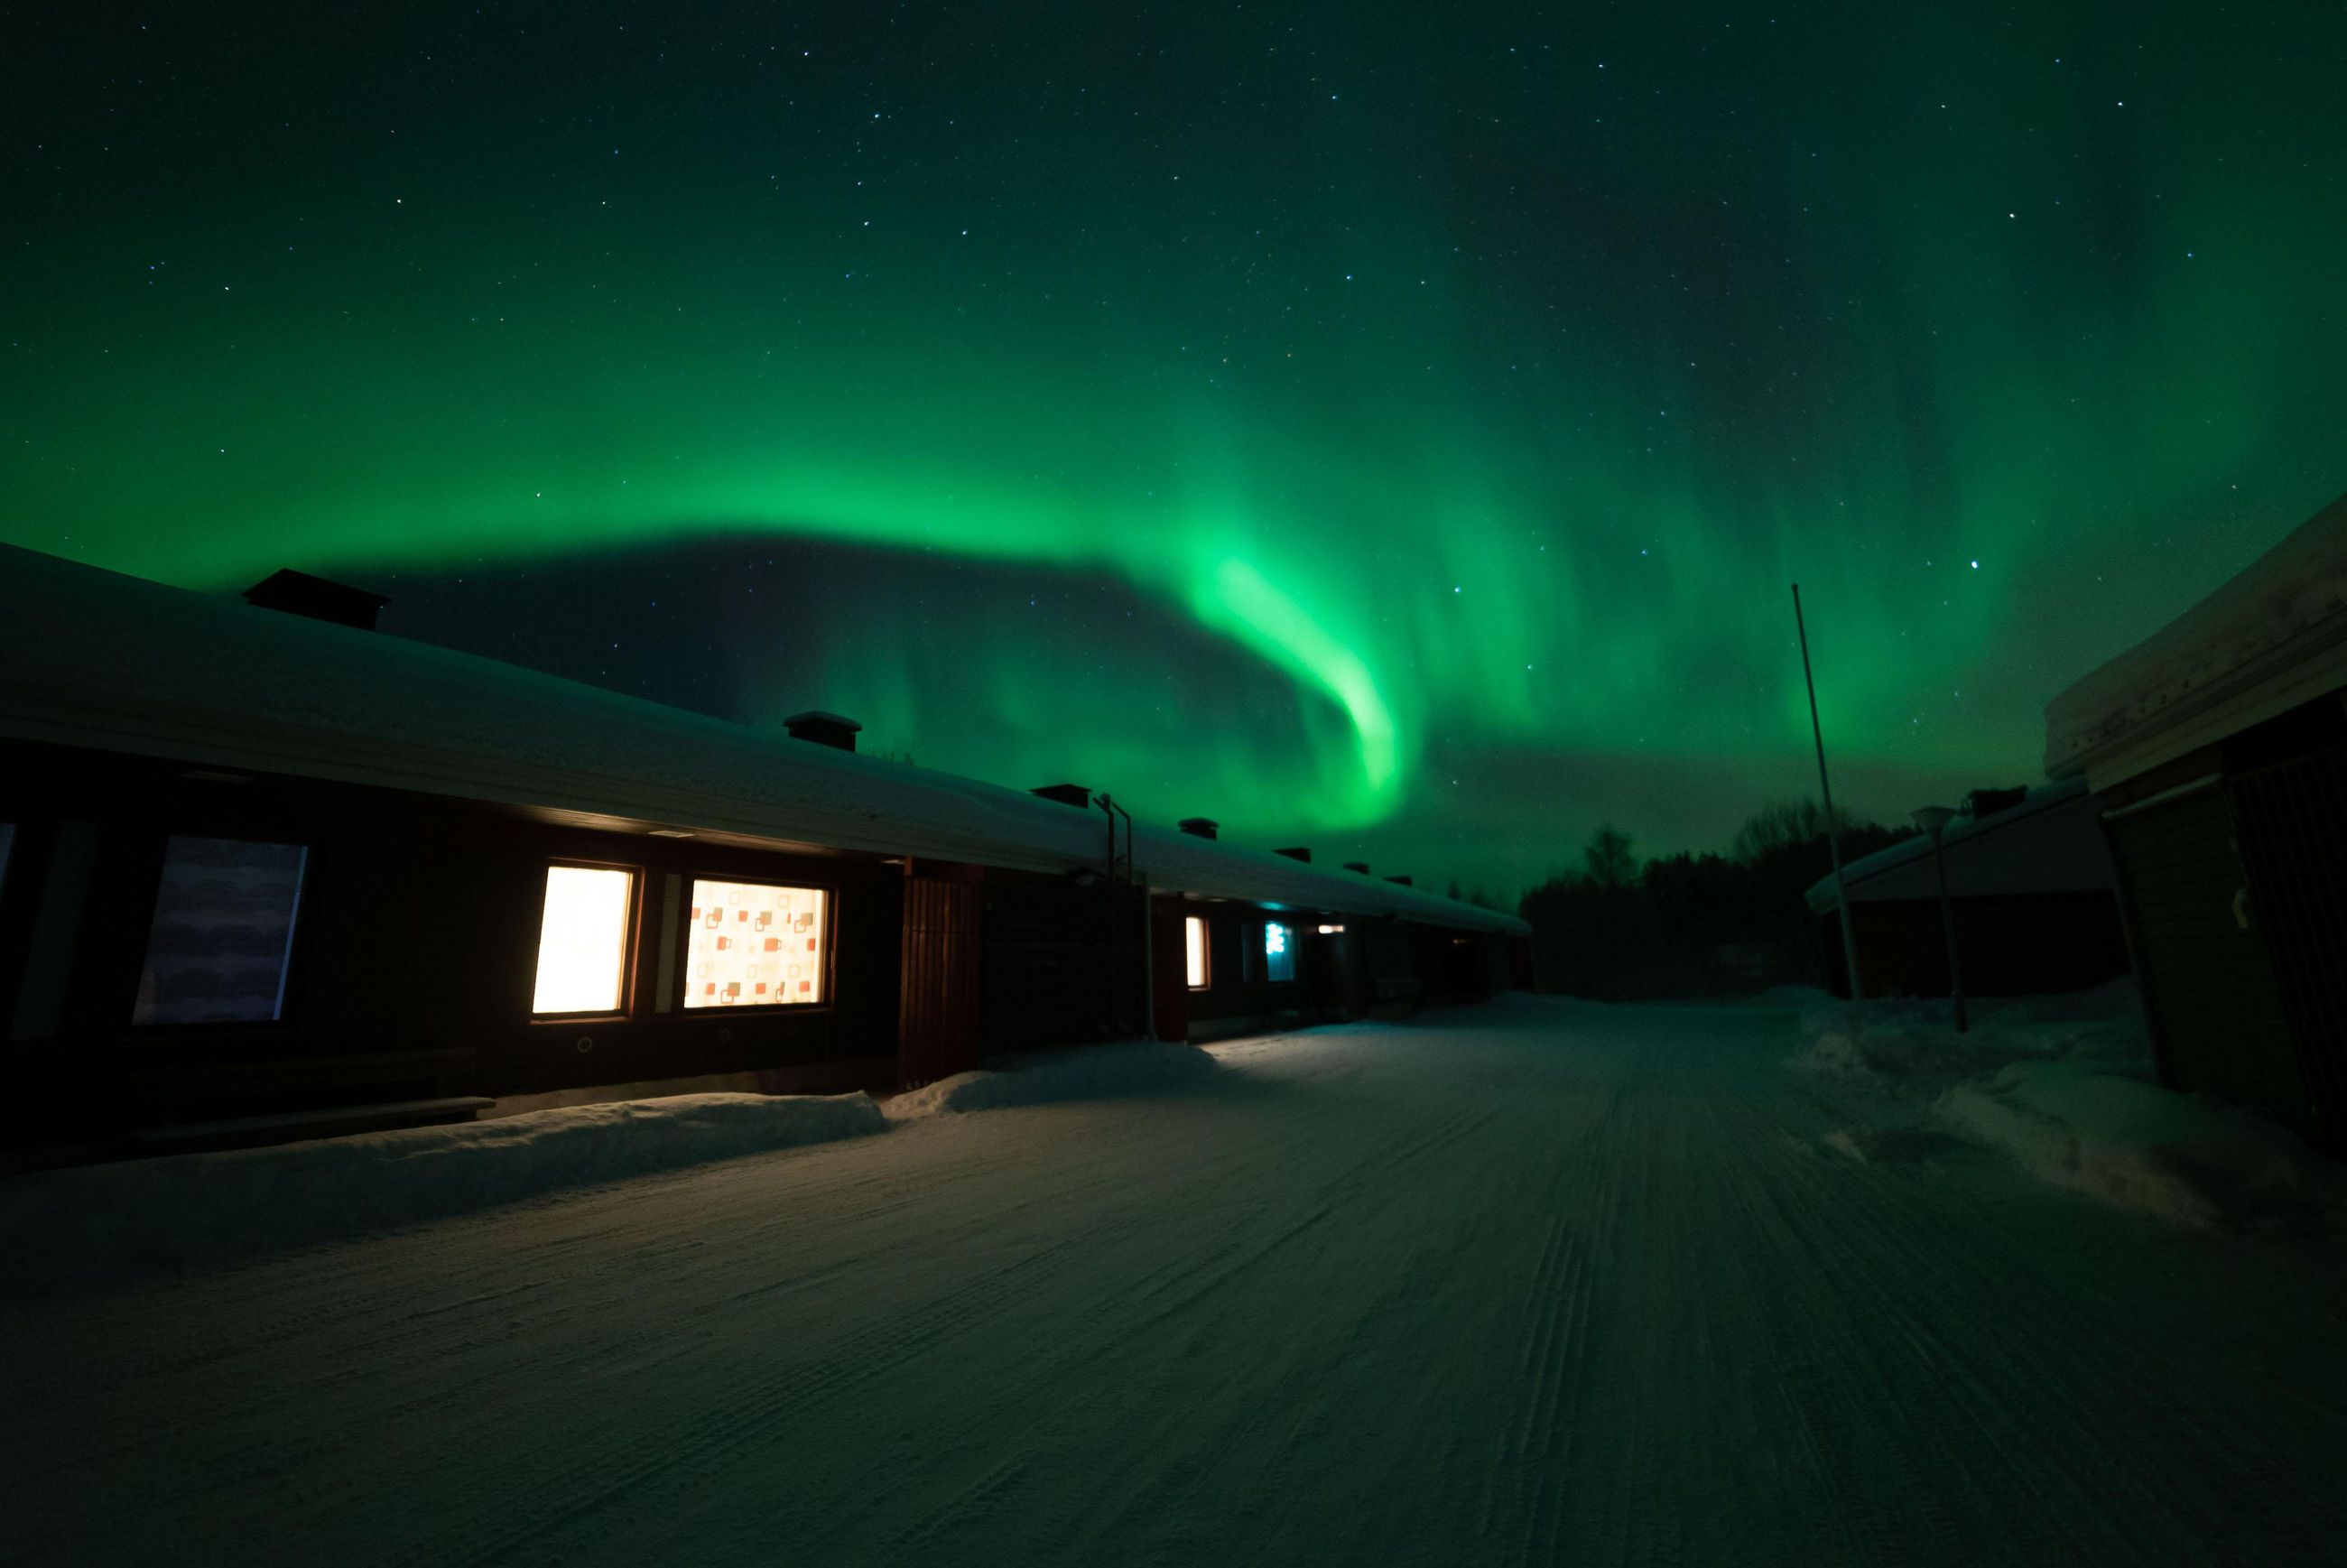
[979,874,1145,1051]
[0,739,902,1137]
[1821,891,2130,1003]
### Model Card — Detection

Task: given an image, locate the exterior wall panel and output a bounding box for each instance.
[2227,743,2347,1151]
[2108,787,2311,1135]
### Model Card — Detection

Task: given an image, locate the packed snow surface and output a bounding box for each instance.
[0,1091,886,1292]
[6,997,2347,1566]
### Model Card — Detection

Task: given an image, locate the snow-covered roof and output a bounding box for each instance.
[1802,778,2111,913]
[0,545,1526,937]
[2044,491,2347,787]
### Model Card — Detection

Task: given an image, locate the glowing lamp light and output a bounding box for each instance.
[1265,923,1288,956]
[1316,923,1345,935]
[532,866,634,1014]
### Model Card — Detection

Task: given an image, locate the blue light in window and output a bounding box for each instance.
[1264,922,1295,982]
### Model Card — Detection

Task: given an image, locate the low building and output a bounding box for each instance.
[0,545,1526,1157]
[1804,778,2130,1000]
[2044,491,2347,1149]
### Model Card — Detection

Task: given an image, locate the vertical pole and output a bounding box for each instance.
[1793,584,1866,999]
[1929,831,1968,1032]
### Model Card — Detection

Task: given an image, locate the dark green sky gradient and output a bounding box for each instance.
[8,4,2342,895]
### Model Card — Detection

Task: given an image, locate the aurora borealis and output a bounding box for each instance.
[9,5,2343,896]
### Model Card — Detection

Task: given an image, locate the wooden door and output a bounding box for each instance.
[899,868,981,1089]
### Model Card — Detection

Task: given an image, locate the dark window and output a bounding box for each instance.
[135,836,308,1025]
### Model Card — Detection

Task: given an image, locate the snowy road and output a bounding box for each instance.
[7,997,2347,1566]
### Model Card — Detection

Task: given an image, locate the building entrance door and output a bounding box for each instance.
[899,865,981,1089]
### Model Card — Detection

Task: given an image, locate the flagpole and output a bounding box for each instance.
[1793,584,1866,999]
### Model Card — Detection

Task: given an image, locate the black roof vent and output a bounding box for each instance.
[1031,783,1094,809]
[242,569,389,631]
[1275,847,1312,863]
[1177,817,1220,840]
[1964,785,2027,819]
[783,711,862,752]
[1384,874,1413,887]
[1343,861,1370,875]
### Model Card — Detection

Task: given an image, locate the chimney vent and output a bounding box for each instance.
[242,569,389,631]
[1275,847,1312,863]
[783,711,862,751]
[1031,783,1094,809]
[1964,785,2027,820]
[1384,874,1414,887]
[1342,861,1370,875]
[1177,817,1220,840]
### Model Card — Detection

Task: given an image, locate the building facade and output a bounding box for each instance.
[0,546,1527,1160]
[1805,779,2131,1001]
[2044,492,2347,1150]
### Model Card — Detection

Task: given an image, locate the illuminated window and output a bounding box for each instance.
[135,836,308,1025]
[684,878,828,1008]
[1184,915,1210,989]
[1264,921,1295,983]
[532,865,635,1016]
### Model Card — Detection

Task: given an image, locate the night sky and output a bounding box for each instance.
[10,5,2342,897]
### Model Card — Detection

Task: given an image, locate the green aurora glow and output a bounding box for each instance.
[6,5,2342,894]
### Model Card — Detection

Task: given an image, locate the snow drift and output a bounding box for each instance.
[1938,1062,2347,1238]
[1788,981,2149,1091]
[1791,984,2347,1237]
[0,1090,886,1294]
[886,1040,1221,1119]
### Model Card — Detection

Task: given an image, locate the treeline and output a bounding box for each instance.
[1513,802,1915,1000]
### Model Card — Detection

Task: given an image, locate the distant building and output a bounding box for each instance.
[0,546,1526,1159]
[2044,491,2347,1150]
[1804,778,2129,1000]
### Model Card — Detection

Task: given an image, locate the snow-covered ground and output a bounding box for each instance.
[5,996,2347,1566]
[1789,982,2347,1238]
[0,1042,1226,1294]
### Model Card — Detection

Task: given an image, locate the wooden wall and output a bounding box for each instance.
[0,736,1527,1144]
[0,739,903,1140]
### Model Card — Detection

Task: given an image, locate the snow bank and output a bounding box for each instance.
[1936,1062,2347,1237]
[1788,980,2149,1094]
[1790,983,2347,1237]
[886,1040,1221,1119]
[0,1091,885,1294]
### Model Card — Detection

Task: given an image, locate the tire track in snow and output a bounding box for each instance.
[12,1003,2347,1567]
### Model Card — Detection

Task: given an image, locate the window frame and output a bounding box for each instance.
[673,872,838,1014]
[127,830,317,1034]
[529,858,644,1021]
[1184,914,1211,991]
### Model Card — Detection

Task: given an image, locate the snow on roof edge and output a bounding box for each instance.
[0,545,1526,937]
[2042,491,2347,781]
[1800,777,2092,912]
